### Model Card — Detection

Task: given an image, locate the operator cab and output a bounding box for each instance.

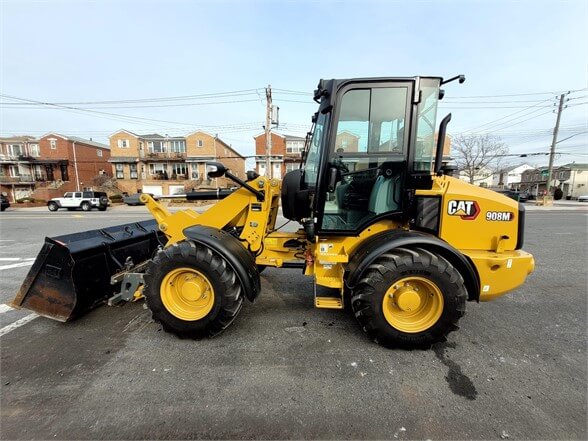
[282,76,449,237]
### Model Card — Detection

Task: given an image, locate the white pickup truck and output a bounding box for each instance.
[47,191,109,212]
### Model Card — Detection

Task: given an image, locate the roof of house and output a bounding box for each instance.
[41,133,109,149]
[563,162,588,170]
[184,130,246,159]
[498,163,533,173]
[253,132,286,139]
[283,134,306,141]
[110,129,139,138]
[0,135,38,142]
[67,136,110,149]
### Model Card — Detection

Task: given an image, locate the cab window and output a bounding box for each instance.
[74,192,82,198]
[321,85,410,232]
[64,192,73,198]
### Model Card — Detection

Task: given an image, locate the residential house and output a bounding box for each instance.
[520,163,588,198]
[0,134,110,202]
[109,130,245,196]
[458,166,494,187]
[254,132,307,178]
[491,164,534,190]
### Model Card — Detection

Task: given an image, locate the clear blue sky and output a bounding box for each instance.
[1,0,586,168]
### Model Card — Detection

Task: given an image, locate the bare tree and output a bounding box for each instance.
[453,134,508,184]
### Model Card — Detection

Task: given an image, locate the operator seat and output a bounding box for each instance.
[368,175,400,214]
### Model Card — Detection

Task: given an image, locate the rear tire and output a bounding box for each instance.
[48,202,58,212]
[81,202,91,211]
[143,240,244,338]
[98,206,107,211]
[351,247,466,349]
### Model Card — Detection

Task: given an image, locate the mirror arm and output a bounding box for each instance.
[225,170,265,202]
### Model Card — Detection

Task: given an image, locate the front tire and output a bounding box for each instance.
[143,240,244,338]
[48,202,59,212]
[351,247,466,349]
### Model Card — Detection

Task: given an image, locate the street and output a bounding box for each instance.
[1,206,587,440]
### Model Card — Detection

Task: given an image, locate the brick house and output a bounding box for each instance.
[109,130,245,196]
[520,163,588,198]
[0,134,110,202]
[254,132,306,178]
[491,164,534,190]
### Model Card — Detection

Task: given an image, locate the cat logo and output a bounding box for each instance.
[447,200,480,220]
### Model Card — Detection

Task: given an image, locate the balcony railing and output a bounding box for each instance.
[0,175,35,183]
[146,151,187,159]
[150,172,189,181]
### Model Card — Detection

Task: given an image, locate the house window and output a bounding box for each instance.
[130,163,138,179]
[9,165,20,177]
[149,163,167,175]
[170,140,186,153]
[170,162,187,177]
[197,140,203,147]
[34,165,43,180]
[191,167,200,180]
[285,162,299,173]
[97,149,103,157]
[49,139,57,150]
[115,163,124,179]
[118,139,129,148]
[9,144,24,156]
[286,141,304,154]
[148,141,164,153]
[29,144,40,157]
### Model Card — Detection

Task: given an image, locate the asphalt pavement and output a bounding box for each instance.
[0,204,586,439]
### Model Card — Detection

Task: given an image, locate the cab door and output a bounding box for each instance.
[316,81,414,234]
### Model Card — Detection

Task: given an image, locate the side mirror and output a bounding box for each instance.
[327,167,339,192]
[206,162,226,178]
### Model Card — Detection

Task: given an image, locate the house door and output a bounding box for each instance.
[46,165,54,181]
[60,163,69,181]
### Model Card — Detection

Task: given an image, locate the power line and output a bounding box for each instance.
[445,88,587,99]
[0,93,268,129]
[0,98,263,110]
[460,98,556,133]
[0,89,263,106]
[440,105,555,109]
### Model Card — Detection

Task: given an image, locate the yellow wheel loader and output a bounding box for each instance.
[12,75,535,348]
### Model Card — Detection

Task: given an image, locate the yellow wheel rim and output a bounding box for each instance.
[382,276,444,333]
[160,267,215,321]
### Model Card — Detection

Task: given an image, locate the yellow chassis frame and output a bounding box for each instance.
[142,175,534,306]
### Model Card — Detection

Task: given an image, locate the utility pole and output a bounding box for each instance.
[546,93,566,195]
[264,85,273,178]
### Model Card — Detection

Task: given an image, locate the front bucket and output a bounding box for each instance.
[11,220,165,322]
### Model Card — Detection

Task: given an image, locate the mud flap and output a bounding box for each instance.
[11,220,166,322]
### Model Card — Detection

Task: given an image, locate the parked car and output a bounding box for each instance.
[123,193,159,206]
[578,195,588,202]
[48,191,109,212]
[1,194,10,211]
[493,189,528,203]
